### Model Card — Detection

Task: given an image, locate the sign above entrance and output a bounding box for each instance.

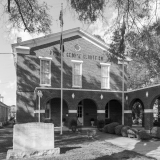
[65,52,103,62]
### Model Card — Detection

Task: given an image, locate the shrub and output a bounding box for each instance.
[151,127,160,138]
[138,130,151,140]
[97,119,105,131]
[121,126,131,137]
[107,122,119,134]
[103,124,110,133]
[115,125,124,135]
[70,119,77,133]
[127,128,138,138]
[70,119,77,127]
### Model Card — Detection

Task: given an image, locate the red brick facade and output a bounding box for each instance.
[14,28,126,127]
[14,28,159,130]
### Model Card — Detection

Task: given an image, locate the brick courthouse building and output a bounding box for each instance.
[12,27,131,127]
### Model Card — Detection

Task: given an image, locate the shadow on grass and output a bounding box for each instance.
[60,147,82,154]
[95,150,157,160]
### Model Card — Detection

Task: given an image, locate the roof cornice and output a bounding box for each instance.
[12,27,110,52]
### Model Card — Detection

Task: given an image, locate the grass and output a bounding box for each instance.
[0,127,157,160]
[28,131,156,160]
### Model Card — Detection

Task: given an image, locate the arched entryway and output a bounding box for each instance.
[77,99,97,127]
[105,100,122,124]
[45,98,68,127]
[151,96,160,126]
[131,99,144,127]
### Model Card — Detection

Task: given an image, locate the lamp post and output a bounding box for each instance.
[37,90,43,122]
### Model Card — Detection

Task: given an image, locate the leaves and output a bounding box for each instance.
[7,0,52,34]
[68,0,105,23]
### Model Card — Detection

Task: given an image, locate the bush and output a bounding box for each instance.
[97,119,105,131]
[115,125,124,135]
[107,122,119,134]
[153,121,160,127]
[121,126,131,137]
[151,127,160,138]
[103,124,110,133]
[70,119,77,133]
[70,119,77,127]
[127,128,138,138]
[138,130,151,140]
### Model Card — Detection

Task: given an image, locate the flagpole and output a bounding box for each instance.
[60,3,63,135]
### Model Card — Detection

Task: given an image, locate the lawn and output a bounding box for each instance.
[0,127,157,160]
[28,130,156,160]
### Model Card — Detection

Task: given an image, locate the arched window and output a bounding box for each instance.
[132,102,143,126]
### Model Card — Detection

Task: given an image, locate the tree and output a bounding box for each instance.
[67,0,154,31]
[2,0,52,34]
[126,20,160,89]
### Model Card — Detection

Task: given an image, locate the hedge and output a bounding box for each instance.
[115,125,124,135]
[121,126,131,137]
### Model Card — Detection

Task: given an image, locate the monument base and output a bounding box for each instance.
[6,148,60,159]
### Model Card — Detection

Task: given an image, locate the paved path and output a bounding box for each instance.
[97,132,160,160]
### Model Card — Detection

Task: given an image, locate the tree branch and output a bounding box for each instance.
[14,0,30,32]
[8,0,10,12]
[25,0,34,12]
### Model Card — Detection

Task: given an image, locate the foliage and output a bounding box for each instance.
[97,119,105,131]
[103,124,110,133]
[107,122,119,134]
[126,21,160,89]
[115,125,124,135]
[67,0,154,31]
[127,128,138,138]
[67,0,105,23]
[121,126,131,137]
[151,127,160,138]
[70,119,77,127]
[4,0,52,34]
[138,130,151,140]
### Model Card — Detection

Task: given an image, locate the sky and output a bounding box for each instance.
[0,0,115,106]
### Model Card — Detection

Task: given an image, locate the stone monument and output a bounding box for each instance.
[6,123,60,159]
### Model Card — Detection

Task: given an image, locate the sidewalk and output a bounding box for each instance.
[97,131,160,160]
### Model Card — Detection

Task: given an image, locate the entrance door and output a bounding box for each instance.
[77,102,83,125]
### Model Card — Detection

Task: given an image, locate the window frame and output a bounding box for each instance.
[39,56,52,86]
[100,63,110,89]
[71,60,83,88]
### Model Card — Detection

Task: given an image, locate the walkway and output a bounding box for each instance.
[97,131,160,160]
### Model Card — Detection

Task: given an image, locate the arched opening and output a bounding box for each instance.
[131,99,144,127]
[45,98,68,127]
[77,99,97,127]
[152,97,160,126]
[105,100,122,124]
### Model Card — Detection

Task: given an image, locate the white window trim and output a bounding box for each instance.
[71,60,83,88]
[39,57,52,86]
[100,63,110,89]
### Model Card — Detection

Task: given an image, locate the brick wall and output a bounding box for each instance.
[16,34,128,124]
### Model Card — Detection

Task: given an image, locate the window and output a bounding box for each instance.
[100,63,110,89]
[40,57,52,86]
[72,60,83,88]
[45,102,51,119]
